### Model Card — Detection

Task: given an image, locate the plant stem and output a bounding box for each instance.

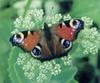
[23,0,32,18]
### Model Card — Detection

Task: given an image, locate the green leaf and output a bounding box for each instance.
[8,47,36,83]
[0,19,14,83]
[70,0,100,27]
[8,47,31,83]
[8,48,20,83]
[0,0,9,9]
[69,42,84,58]
[69,79,78,83]
[0,7,17,20]
[51,67,77,83]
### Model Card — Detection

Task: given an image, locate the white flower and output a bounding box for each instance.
[24,71,35,80]
[51,60,61,75]
[81,16,93,27]
[52,14,62,24]
[78,28,100,55]
[14,16,23,29]
[61,55,72,66]
[11,29,19,34]
[13,9,44,30]
[46,13,62,26]
[37,73,47,83]
[32,9,44,21]
[16,53,29,65]
[17,53,63,82]
[63,14,72,21]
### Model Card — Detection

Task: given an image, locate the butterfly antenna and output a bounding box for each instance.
[44,23,49,30]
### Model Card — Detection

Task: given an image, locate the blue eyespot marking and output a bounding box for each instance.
[63,40,70,48]
[61,39,72,51]
[31,46,41,57]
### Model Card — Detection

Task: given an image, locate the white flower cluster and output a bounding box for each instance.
[31,9,44,21]
[28,9,44,28]
[13,9,44,31]
[61,55,72,66]
[37,60,61,82]
[79,28,100,55]
[14,16,23,29]
[14,14,35,31]
[13,9,72,31]
[46,14,71,27]
[51,14,62,24]
[81,16,93,27]
[82,40,98,55]
[23,58,40,80]
[50,60,61,76]
[16,53,72,82]
[14,9,100,82]
[17,53,30,65]
[11,29,19,34]
[45,14,62,26]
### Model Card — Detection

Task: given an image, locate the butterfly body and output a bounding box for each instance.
[10,19,84,61]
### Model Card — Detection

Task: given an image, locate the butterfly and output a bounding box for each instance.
[10,19,84,61]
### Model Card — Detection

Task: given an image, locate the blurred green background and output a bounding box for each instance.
[0,0,100,83]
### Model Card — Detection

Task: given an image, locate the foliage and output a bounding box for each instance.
[0,0,100,83]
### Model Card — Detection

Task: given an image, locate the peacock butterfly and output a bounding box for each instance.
[10,19,84,61]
